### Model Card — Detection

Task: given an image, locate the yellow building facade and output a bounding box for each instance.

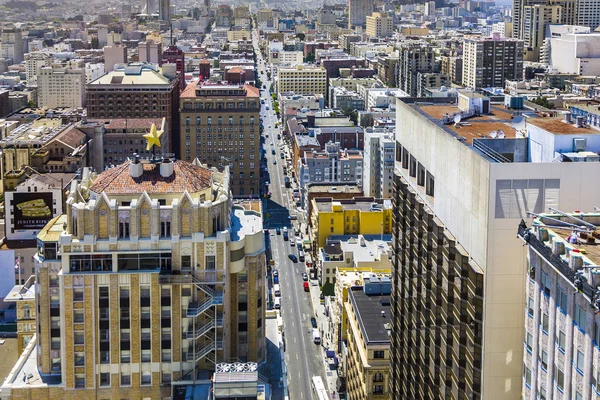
[0,158,266,399]
[310,197,392,248]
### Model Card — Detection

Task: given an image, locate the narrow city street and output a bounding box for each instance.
[253,28,329,400]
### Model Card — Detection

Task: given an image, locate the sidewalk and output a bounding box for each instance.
[264,311,286,400]
[308,278,340,398]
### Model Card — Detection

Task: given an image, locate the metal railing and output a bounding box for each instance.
[187,298,221,318]
[186,320,215,340]
[472,139,511,163]
[518,220,594,301]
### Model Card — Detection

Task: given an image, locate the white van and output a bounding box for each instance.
[274,284,281,297]
[312,328,321,344]
[274,298,281,309]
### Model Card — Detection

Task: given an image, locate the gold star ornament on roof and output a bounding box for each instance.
[143,123,163,151]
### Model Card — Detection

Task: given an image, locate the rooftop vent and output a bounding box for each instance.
[129,154,143,178]
[160,158,174,178]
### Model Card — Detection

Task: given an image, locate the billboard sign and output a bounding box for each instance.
[13,192,53,230]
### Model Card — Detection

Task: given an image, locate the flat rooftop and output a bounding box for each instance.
[416,104,519,144]
[314,198,392,213]
[348,288,391,344]
[231,201,263,242]
[527,117,599,135]
[535,214,600,266]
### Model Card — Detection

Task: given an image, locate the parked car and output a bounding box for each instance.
[311,317,317,328]
[276,228,281,235]
[288,254,298,263]
[302,272,308,281]
[273,269,279,277]
[303,281,309,292]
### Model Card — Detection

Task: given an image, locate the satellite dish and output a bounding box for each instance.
[498,130,505,138]
[453,114,462,124]
[490,130,497,138]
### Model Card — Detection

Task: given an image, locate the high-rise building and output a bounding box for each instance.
[363,127,394,199]
[389,94,600,399]
[576,0,600,30]
[104,44,127,72]
[365,12,394,38]
[348,0,374,28]
[86,63,180,156]
[518,212,600,400]
[162,45,185,92]
[179,81,261,197]
[138,40,163,65]
[513,0,576,39]
[462,36,524,89]
[25,52,51,83]
[0,26,24,64]
[522,5,562,61]
[0,159,266,399]
[397,45,435,97]
[159,0,170,21]
[37,66,86,108]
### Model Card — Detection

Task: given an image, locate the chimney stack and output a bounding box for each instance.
[160,158,174,178]
[129,154,143,178]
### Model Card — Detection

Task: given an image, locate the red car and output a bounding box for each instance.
[303,282,309,292]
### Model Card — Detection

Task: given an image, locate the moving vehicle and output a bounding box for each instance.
[298,250,305,262]
[311,376,328,400]
[303,281,309,292]
[273,160,276,164]
[276,228,281,235]
[290,239,295,247]
[274,298,281,309]
[274,284,281,297]
[261,99,265,104]
[284,177,291,188]
[277,134,281,140]
[266,106,270,110]
[288,254,298,263]
[283,230,289,241]
[272,149,276,155]
[312,329,321,344]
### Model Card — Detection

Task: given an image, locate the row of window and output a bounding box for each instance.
[398,143,435,197]
[185,116,255,125]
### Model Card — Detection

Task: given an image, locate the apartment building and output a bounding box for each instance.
[363,127,394,199]
[397,45,435,97]
[310,197,392,248]
[4,276,36,354]
[522,5,562,61]
[332,267,391,355]
[462,36,524,89]
[138,40,163,65]
[440,55,463,85]
[345,285,391,400]
[390,94,600,399]
[0,159,266,399]
[277,65,327,96]
[365,12,394,39]
[227,31,251,42]
[37,67,85,109]
[348,0,374,28]
[518,213,600,400]
[179,81,261,197]
[330,86,365,111]
[104,45,127,72]
[78,118,168,171]
[0,26,24,64]
[417,72,450,97]
[86,63,180,156]
[299,142,364,193]
[25,52,51,83]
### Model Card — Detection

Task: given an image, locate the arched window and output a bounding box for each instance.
[185,117,190,126]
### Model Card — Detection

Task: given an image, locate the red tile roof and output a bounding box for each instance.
[89,160,213,195]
